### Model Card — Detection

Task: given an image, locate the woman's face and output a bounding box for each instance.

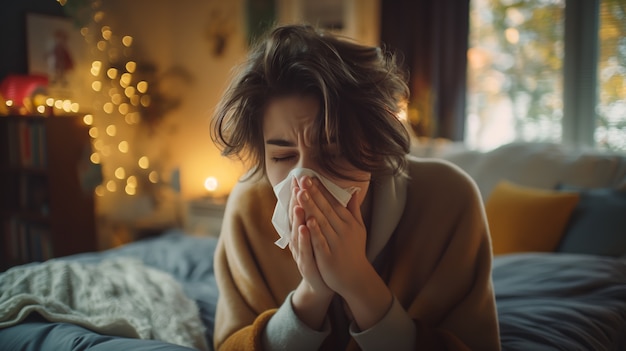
[263,94,370,207]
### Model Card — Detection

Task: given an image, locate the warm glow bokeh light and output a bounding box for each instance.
[83,114,94,125]
[118,103,129,115]
[125,61,136,73]
[122,36,133,47]
[90,153,101,164]
[149,171,159,183]
[106,124,117,136]
[138,156,149,169]
[125,184,136,195]
[204,177,218,192]
[136,81,148,93]
[114,167,125,179]
[118,140,129,153]
[106,180,117,192]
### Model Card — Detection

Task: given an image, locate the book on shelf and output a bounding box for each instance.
[19,174,49,215]
[3,217,53,264]
[4,118,48,169]
[1,114,96,269]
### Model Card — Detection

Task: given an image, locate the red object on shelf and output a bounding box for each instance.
[0,74,49,108]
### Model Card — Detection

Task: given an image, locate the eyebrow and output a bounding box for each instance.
[266,138,296,147]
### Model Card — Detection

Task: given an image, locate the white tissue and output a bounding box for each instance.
[271,168,360,249]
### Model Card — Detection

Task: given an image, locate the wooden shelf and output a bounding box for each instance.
[1,115,97,271]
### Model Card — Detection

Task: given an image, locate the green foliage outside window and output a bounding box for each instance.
[596,0,626,151]
[467,0,625,151]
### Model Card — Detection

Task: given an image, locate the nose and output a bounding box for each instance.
[296,149,318,171]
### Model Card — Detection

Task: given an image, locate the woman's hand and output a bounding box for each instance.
[297,175,393,331]
[288,177,334,330]
[296,175,370,294]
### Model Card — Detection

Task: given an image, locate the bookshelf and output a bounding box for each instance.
[0,115,97,271]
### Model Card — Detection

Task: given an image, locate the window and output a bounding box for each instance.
[596,0,626,150]
[466,0,625,152]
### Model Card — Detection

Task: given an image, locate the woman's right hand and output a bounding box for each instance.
[288,178,334,330]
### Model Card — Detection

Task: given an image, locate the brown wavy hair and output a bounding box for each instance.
[211,24,410,181]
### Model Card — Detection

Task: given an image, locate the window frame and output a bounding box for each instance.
[562,0,600,149]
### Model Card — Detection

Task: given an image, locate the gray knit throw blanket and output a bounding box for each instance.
[0,257,209,351]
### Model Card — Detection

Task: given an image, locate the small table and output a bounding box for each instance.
[184,196,227,237]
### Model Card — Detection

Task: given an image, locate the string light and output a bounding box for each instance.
[114,167,125,179]
[125,61,136,72]
[122,36,133,47]
[106,180,117,192]
[138,156,149,169]
[53,1,176,212]
[83,114,94,125]
[118,141,129,153]
[136,81,148,93]
[148,171,159,183]
[106,124,117,136]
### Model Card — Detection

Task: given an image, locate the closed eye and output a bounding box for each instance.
[271,155,296,163]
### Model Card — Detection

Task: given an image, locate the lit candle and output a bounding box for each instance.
[204,176,218,195]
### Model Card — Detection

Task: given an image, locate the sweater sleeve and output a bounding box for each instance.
[387,159,501,350]
[262,291,331,351]
[350,296,416,351]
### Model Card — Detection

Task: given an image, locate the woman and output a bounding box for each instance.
[211,24,500,351]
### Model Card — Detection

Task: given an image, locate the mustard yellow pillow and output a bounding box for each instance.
[485,181,580,255]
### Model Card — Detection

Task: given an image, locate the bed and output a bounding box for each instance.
[1,229,625,351]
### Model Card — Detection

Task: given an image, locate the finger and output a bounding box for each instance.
[290,206,305,259]
[300,176,341,208]
[298,177,339,219]
[298,225,314,268]
[307,217,331,256]
[288,177,299,224]
[298,188,337,244]
[299,177,343,235]
[346,191,363,224]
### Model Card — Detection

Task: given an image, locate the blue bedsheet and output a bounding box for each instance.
[493,252,626,351]
[1,230,625,350]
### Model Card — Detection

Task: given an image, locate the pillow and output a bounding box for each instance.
[485,181,580,255]
[556,186,626,257]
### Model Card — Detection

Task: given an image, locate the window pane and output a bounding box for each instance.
[595,0,626,152]
[466,0,565,150]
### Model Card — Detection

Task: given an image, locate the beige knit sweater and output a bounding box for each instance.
[214,156,501,350]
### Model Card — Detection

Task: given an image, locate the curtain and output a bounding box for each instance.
[380,0,469,141]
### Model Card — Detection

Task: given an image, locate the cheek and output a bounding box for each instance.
[265,158,291,188]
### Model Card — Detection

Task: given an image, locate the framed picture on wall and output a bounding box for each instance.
[25,13,89,104]
[276,0,380,47]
